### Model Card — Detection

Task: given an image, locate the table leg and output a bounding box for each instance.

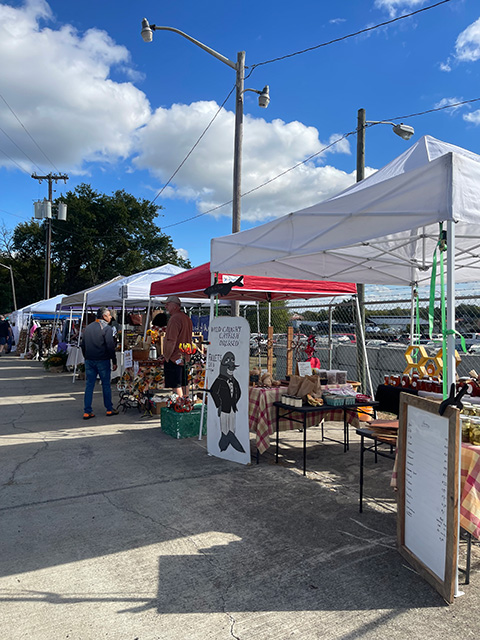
[303,413,307,476]
[275,404,280,465]
[359,434,365,513]
[466,532,472,585]
[343,409,348,453]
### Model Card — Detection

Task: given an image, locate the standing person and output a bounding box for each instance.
[162,296,192,397]
[80,307,118,420]
[0,315,10,356]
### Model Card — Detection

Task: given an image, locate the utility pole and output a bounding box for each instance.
[355,109,367,393]
[31,173,68,299]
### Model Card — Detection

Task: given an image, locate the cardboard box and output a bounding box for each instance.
[160,406,207,439]
[151,400,167,415]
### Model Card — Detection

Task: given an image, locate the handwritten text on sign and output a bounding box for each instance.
[404,404,449,580]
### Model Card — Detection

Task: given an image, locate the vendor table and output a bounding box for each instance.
[375,384,417,415]
[273,399,378,475]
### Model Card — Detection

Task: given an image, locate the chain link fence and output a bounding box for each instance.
[237,293,480,392]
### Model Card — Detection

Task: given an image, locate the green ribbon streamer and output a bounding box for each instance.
[428,224,467,399]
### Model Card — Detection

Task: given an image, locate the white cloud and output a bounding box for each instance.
[133,101,354,223]
[434,97,463,113]
[176,248,189,261]
[454,17,480,62]
[464,110,480,125]
[0,0,151,172]
[374,0,428,18]
[329,18,346,25]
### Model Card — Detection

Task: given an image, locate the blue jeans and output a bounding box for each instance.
[84,359,113,413]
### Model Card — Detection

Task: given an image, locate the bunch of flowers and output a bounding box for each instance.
[43,350,68,370]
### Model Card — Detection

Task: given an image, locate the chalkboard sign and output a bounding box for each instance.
[397,393,459,604]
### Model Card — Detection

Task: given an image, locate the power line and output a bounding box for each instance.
[249,0,455,70]
[0,93,60,173]
[159,95,480,230]
[149,85,236,206]
[0,125,45,174]
[0,145,32,175]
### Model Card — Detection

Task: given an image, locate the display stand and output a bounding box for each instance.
[396,393,459,603]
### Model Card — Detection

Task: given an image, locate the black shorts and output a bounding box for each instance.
[164,360,186,389]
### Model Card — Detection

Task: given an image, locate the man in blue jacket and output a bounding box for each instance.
[80,307,118,419]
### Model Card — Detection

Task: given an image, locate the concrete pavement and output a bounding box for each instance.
[0,354,479,640]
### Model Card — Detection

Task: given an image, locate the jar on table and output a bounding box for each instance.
[401,374,411,388]
[461,416,472,443]
[411,373,419,389]
[469,418,480,445]
[390,375,401,387]
[423,378,432,392]
[384,375,390,385]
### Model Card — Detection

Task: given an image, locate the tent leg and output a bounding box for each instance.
[355,295,374,400]
[73,300,86,383]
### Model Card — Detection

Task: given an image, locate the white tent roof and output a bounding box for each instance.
[85,264,185,307]
[59,276,125,309]
[23,294,67,314]
[211,136,480,286]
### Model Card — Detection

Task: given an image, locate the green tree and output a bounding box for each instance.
[245,300,291,334]
[10,184,191,307]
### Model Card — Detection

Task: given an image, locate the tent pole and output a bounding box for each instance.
[199,289,215,440]
[409,283,417,346]
[68,308,73,342]
[72,298,86,383]
[447,219,461,598]
[328,304,333,369]
[256,301,261,368]
[355,295,374,399]
[143,298,152,341]
[121,298,126,371]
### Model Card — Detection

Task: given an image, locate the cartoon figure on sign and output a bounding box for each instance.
[210,351,245,453]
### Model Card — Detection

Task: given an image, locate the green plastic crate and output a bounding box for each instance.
[160,405,207,439]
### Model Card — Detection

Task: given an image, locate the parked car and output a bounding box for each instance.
[366,339,388,347]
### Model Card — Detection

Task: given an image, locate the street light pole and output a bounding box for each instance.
[0,262,17,310]
[356,109,367,392]
[355,108,414,392]
[141,20,269,316]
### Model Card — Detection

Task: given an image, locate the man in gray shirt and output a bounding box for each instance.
[80,307,118,419]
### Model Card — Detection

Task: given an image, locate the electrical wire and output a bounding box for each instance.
[159,94,480,230]
[0,125,45,174]
[0,93,60,173]
[249,0,455,70]
[0,145,32,175]
[148,85,236,206]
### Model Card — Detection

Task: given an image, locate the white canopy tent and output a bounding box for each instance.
[84,264,185,307]
[211,136,480,287]
[211,135,480,392]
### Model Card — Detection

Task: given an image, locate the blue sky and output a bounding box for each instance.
[0,0,479,290]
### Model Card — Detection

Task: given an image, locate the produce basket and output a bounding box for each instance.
[343,396,357,405]
[132,349,150,361]
[323,394,345,407]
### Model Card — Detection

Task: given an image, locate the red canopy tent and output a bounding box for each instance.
[149,262,356,301]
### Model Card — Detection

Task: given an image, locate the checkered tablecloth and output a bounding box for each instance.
[248,386,361,454]
[460,444,480,540]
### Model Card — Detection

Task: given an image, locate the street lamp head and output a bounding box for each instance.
[258,86,270,109]
[392,123,414,141]
[141,18,153,43]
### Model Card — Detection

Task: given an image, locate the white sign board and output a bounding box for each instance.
[206,317,250,465]
[124,349,133,369]
[404,404,449,580]
[397,394,459,604]
[297,361,313,377]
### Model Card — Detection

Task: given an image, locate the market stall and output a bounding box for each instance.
[210,134,480,593]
